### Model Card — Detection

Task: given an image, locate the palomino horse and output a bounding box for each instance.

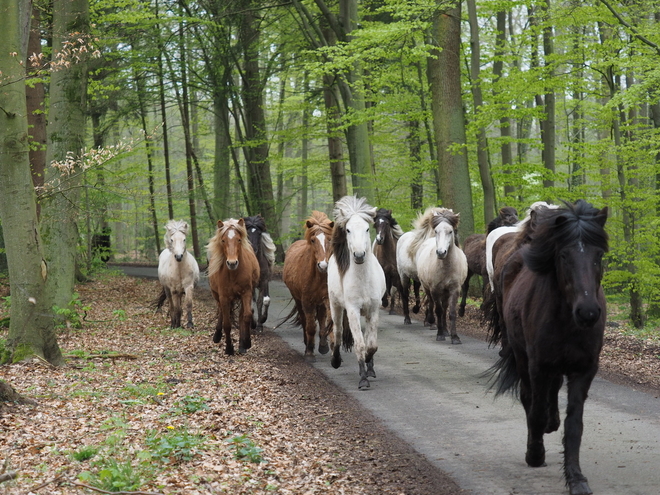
[458,206,518,316]
[415,208,467,343]
[207,218,260,355]
[243,215,276,333]
[372,208,404,314]
[487,200,608,495]
[328,196,386,389]
[282,211,334,361]
[156,220,200,328]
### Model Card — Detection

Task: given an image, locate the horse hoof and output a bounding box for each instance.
[304,354,317,363]
[569,480,592,495]
[525,450,546,468]
[331,355,342,369]
[436,334,446,341]
[367,369,376,378]
[382,299,389,308]
[412,305,420,314]
[318,343,330,355]
[458,307,465,317]
[404,317,412,325]
[358,378,370,389]
[238,347,248,355]
[212,330,222,344]
[451,336,462,345]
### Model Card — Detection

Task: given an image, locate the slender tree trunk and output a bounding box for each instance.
[0,0,64,366]
[300,73,310,219]
[540,0,556,190]
[428,2,474,236]
[494,10,515,198]
[467,0,495,226]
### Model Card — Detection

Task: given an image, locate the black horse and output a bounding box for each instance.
[373,208,405,314]
[487,200,608,495]
[243,215,276,333]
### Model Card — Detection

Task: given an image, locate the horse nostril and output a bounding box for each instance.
[576,306,600,326]
[317,261,328,272]
[354,253,365,264]
[436,249,447,259]
[175,254,183,262]
[226,260,239,270]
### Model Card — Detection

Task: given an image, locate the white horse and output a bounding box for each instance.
[156,220,200,328]
[328,196,386,389]
[485,201,558,291]
[415,208,467,344]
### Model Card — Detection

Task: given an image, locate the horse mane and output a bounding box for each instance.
[304,210,334,242]
[164,219,189,248]
[523,200,609,274]
[512,201,559,247]
[244,215,276,267]
[375,208,404,240]
[206,218,255,278]
[408,207,459,256]
[331,196,377,276]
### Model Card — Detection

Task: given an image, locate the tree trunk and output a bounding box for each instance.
[540,0,556,191]
[467,0,495,227]
[40,0,90,311]
[494,10,515,198]
[0,0,64,366]
[428,2,474,236]
[407,120,424,210]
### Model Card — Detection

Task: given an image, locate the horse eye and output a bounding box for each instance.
[346,229,351,233]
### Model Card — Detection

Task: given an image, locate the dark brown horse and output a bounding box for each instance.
[373,208,404,314]
[487,200,608,495]
[243,215,276,333]
[282,211,334,361]
[207,218,260,355]
[458,207,518,317]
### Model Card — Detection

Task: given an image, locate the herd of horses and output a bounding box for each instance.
[155,196,609,495]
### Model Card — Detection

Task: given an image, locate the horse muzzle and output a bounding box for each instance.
[175,254,184,262]
[436,249,447,259]
[317,261,328,273]
[574,304,601,328]
[226,260,239,270]
[375,235,384,245]
[353,252,366,264]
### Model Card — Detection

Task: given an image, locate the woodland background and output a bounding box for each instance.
[2,0,660,366]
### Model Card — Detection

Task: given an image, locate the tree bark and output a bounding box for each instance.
[0,0,64,366]
[428,2,474,236]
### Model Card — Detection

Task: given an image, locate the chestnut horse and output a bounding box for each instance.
[282,211,334,361]
[372,208,404,314]
[487,200,608,495]
[207,218,260,355]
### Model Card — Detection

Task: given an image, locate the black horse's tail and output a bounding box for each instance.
[481,286,502,348]
[483,345,520,398]
[151,287,167,313]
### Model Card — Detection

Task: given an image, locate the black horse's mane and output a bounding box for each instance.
[375,208,398,226]
[331,225,351,276]
[523,200,609,274]
[244,214,267,233]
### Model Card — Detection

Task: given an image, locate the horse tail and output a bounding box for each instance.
[278,304,302,328]
[483,345,520,398]
[151,287,167,313]
[482,288,502,347]
[340,312,353,352]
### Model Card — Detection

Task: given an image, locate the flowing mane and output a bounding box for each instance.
[331,196,377,276]
[244,215,276,267]
[375,208,404,240]
[523,200,609,274]
[206,218,254,278]
[408,207,458,257]
[164,219,189,248]
[304,210,334,241]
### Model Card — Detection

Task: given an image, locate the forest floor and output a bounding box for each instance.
[0,270,658,494]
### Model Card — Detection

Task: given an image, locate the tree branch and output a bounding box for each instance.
[600,0,660,57]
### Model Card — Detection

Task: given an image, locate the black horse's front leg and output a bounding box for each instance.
[358,360,370,389]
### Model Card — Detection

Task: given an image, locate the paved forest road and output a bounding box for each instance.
[118,266,660,494]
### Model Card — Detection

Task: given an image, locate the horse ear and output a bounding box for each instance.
[329,221,335,229]
[238,218,245,227]
[217,220,224,229]
[306,220,313,229]
[387,209,393,216]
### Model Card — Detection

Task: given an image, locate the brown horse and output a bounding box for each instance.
[459,207,518,316]
[282,211,334,361]
[207,218,260,355]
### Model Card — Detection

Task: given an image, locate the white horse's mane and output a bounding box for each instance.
[261,232,276,267]
[408,207,456,258]
[164,219,189,248]
[333,195,377,228]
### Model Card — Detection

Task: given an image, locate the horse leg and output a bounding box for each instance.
[564,370,597,495]
[381,275,390,308]
[364,309,379,379]
[238,292,253,354]
[458,270,472,317]
[330,304,344,369]
[259,282,270,328]
[317,304,330,355]
[171,290,182,328]
[184,285,194,329]
[434,294,445,340]
[400,277,412,325]
[526,369,552,468]
[425,295,436,329]
[221,301,235,356]
[447,290,461,344]
[412,280,422,314]
[344,306,369,389]
[213,304,223,344]
[302,302,318,361]
[546,375,563,433]
[389,274,402,316]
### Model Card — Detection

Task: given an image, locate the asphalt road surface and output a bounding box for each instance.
[118,265,660,495]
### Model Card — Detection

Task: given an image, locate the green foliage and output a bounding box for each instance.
[172,395,209,415]
[79,459,143,492]
[143,427,207,463]
[227,433,265,464]
[112,309,127,321]
[70,445,100,462]
[53,293,91,329]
